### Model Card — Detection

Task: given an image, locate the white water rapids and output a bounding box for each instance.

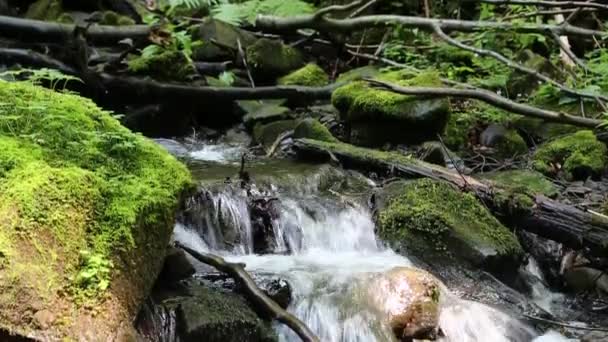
[173,183,571,342]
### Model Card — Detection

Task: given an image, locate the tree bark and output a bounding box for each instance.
[292,138,608,257]
[0,15,150,44]
[175,242,320,342]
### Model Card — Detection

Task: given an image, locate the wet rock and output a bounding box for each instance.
[517,231,563,287]
[159,247,196,283]
[376,179,525,271]
[153,138,189,158]
[191,18,257,61]
[255,276,293,310]
[332,70,450,147]
[174,280,276,342]
[249,197,281,254]
[293,118,337,143]
[533,130,607,180]
[246,39,304,79]
[277,63,329,87]
[240,100,291,130]
[564,267,608,294]
[253,120,298,149]
[365,267,441,341]
[582,331,608,342]
[480,124,528,158]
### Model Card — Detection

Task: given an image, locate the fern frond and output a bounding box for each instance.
[168,0,218,10]
[212,0,315,26]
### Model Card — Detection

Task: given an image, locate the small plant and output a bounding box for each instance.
[0,68,82,90]
[74,250,113,296]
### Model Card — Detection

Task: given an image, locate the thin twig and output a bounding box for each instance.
[472,0,608,11]
[348,0,379,18]
[237,38,255,88]
[550,29,591,72]
[523,314,608,332]
[502,8,596,20]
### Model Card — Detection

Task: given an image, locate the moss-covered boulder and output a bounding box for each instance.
[128,50,196,81]
[191,18,258,61]
[377,179,524,269]
[25,0,63,20]
[507,50,560,97]
[253,120,298,148]
[246,39,304,79]
[481,170,559,198]
[98,10,136,26]
[532,130,607,180]
[480,124,528,158]
[0,80,192,340]
[336,65,380,83]
[293,118,337,142]
[332,70,450,146]
[277,63,329,87]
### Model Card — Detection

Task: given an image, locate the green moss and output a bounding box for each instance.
[128,50,195,81]
[493,129,528,158]
[297,138,414,165]
[533,130,607,180]
[99,11,136,26]
[332,70,447,122]
[278,63,329,87]
[246,39,304,78]
[0,80,192,336]
[336,66,380,83]
[25,0,63,20]
[253,120,298,148]
[293,118,337,142]
[378,179,524,265]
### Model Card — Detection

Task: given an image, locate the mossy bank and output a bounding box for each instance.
[0,80,193,340]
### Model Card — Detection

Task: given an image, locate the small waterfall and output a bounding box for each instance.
[525,257,564,314]
[172,181,568,342]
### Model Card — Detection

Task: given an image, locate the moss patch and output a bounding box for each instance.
[0,80,192,339]
[278,63,329,87]
[253,120,298,148]
[99,11,136,26]
[378,179,524,267]
[532,130,607,180]
[128,50,195,81]
[246,38,304,78]
[481,170,559,198]
[25,0,63,20]
[293,118,337,142]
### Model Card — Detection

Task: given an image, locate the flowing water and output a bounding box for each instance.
[159,140,569,342]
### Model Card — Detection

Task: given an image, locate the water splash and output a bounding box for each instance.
[189,143,245,163]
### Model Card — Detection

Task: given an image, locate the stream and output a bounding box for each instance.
[155,140,573,342]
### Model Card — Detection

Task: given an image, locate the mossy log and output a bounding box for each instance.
[175,242,320,342]
[293,138,608,257]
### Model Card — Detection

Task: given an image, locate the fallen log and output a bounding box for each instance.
[0,15,151,44]
[175,242,320,342]
[292,138,608,257]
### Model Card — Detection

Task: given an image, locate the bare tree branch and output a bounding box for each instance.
[470,0,608,11]
[175,242,319,342]
[549,29,591,72]
[502,8,596,20]
[255,8,606,37]
[430,24,608,104]
[365,78,602,128]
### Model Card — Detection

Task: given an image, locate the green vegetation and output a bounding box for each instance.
[128,50,196,81]
[278,64,329,87]
[0,79,192,337]
[253,120,298,147]
[378,179,524,266]
[481,170,559,198]
[533,130,607,180]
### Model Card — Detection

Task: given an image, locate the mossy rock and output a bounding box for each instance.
[332,70,450,146]
[480,170,559,198]
[336,65,380,83]
[512,117,580,142]
[480,124,528,158]
[128,50,195,81]
[0,80,193,339]
[253,120,298,148]
[240,100,292,130]
[25,0,63,20]
[507,50,560,97]
[532,130,607,180]
[174,281,276,342]
[278,63,329,87]
[293,118,337,142]
[191,18,257,61]
[377,179,524,269]
[246,39,304,79]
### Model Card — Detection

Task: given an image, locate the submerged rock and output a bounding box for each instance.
[532,130,607,180]
[277,63,329,87]
[332,70,450,146]
[293,118,337,142]
[363,267,441,341]
[0,80,192,339]
[377,179,524,270]
[246,38,304,79]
